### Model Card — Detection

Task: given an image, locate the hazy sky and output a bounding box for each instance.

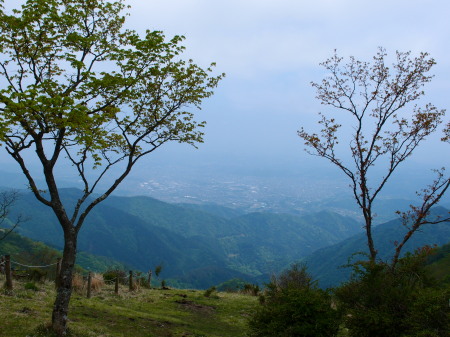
[2,0,450,194]
[121,0,450,171]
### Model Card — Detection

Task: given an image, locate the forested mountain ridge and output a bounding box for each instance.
[3,188,449,289]
[5,188,361,288]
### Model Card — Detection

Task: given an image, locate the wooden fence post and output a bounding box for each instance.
[87,272,92,298]
[5,255,12,290]
[0,256,4,274]
[129,270,133,291]
[147,270,152,288]
[55,258,61,288]
[115,275,119,294]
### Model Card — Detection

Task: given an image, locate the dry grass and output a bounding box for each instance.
[90,273,104,292]
[71,273,104,294]
[71,273,85,294]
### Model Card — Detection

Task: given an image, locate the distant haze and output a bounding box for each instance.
[1,0,450,213]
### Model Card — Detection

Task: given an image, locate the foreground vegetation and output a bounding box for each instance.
[0,275,257,337]
[2,245,450,336]
[248,249,450,337]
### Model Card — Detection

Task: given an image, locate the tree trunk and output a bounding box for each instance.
[365,220,377,261]
[52,229,77,336]
[362,206,377,261]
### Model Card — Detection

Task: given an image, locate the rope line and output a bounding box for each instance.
[90,275,128,282]
[11,260,58,268]
[3,256,145,282]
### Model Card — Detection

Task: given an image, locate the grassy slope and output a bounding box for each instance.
[0,276,257,337]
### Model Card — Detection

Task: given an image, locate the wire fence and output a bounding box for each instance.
[11,261,59,268]
[1,254,154,298]
[0,254,61,287]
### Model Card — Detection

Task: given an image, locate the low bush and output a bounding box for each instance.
[204,286,217,298]
[28,269,47,282]
[241,283,260,296]
[334,249,450,337]
[24,282,39,291]
[103,269,126,285]
[216,278,247,292]
[248,263,340,337]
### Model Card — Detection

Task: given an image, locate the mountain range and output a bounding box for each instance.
[6,188,361,288]
[3,187,449,289]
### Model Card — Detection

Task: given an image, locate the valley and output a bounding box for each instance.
[2,187,449,290]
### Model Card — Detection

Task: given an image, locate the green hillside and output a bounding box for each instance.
[7,188,362,288]
[304,207,450,288]
[0,230,126,273]
[104,194,361,276]
[218,211,360,276]
[11,195,236,288]
[176,202,246,219]
[105,195,237,238]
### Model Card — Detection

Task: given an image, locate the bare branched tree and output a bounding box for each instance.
[0,190,24,241]
[299,48,448,262]
[392,169,450,267]
[442,122,450,143]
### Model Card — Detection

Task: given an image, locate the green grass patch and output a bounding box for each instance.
[0,275,257,337]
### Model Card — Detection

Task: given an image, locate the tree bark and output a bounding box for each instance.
[51,228,77,336]
[363,213,377,261]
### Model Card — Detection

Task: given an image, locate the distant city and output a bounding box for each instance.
[131,174,348,213]
[109,158,450,223]
[1,155,448,224]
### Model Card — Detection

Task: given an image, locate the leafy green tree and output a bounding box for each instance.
[0,0,223,334]
[248,264,340,337]
[299,48,449,262]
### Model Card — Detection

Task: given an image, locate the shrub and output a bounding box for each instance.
[334,250,450,337]
[160,279,169,289]
[103,269,126,285]
[28,268,47,282]
[274,262,313,290]
[133,271,152,289]
[24,282,39,291]
[204,286,217,298]
[216,278,247,292]
[242,283,260,296]
[248,264,340,337]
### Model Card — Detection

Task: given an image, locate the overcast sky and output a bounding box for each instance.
[121,0,450,172]
[2,0,450,191]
